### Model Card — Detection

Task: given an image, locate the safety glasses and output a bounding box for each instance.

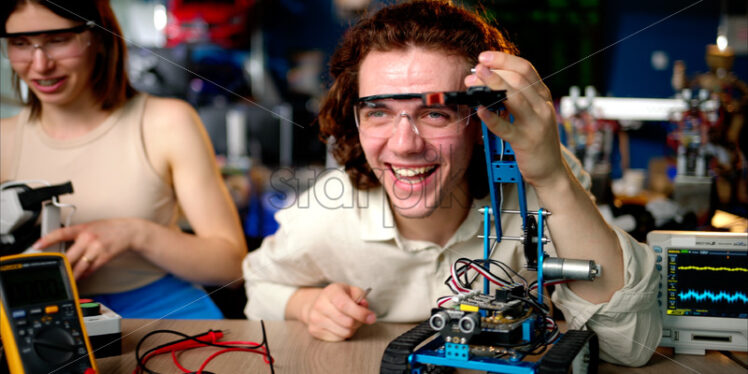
[1,22,94,63]
[354,93,472,139]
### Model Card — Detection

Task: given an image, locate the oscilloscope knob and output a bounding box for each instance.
[34,326,76,364]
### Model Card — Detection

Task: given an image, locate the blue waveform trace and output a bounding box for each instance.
[678,289,748,303]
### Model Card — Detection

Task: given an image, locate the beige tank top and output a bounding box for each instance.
[8,93,178,295]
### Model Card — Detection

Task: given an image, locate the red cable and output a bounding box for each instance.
[171,349,191,373]
[212,340,261,345]
[133,330,223,374]
[169,340,272,373]
[134,330,273,374]
[196,347,271,373]
[154,330,222,354]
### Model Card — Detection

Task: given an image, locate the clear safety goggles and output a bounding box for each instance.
[1,22,94,63]
[354,93,472,139]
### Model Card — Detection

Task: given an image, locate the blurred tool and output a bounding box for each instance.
[1,181,74,256]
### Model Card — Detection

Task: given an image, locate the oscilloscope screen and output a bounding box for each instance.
[666,249,748,318]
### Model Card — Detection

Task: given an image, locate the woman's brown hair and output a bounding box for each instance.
[1,0,136,119]
[318,0,518,194]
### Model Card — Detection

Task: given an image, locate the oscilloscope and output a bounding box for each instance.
[647,230,748,355]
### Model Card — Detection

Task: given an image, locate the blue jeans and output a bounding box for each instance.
[89,274,224,319]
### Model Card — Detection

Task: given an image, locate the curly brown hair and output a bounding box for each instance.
[318,0,518,194]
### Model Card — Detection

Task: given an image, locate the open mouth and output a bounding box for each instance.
[389,164,438,183]
[34,78,64,87]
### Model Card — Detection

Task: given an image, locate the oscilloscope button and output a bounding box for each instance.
[653,246,662,253]
[656,264,662,271]
[656,255,662,262]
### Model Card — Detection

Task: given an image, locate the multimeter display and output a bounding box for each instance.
[2,261,70,309]
[0,253,98,374]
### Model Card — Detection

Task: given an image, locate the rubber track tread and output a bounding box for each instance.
[537,329,599,374]
[380,321,437,374]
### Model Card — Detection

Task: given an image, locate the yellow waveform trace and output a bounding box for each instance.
[678,266,748,272]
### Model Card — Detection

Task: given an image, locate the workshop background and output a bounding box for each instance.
[1,0,746,317]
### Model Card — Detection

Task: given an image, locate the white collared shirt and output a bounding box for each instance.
[243,149,661,366]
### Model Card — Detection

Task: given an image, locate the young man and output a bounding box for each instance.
[243,0,660,366]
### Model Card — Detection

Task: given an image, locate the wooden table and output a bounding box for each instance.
[96,319,748,373]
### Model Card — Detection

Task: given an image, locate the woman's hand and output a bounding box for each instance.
[465,51,568,190]
[34,218,142,279]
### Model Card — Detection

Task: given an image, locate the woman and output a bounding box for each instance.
[0,0,247,319]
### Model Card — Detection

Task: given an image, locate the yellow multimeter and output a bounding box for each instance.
[0,253,98,374]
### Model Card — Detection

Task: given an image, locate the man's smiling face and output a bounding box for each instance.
[357,47,479,219]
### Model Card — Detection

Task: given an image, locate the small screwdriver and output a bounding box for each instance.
[355,287,372,304]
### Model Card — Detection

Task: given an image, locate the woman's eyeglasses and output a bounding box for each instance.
[1,22,94,63]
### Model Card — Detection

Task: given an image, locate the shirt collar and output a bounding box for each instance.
[359,187,492,250]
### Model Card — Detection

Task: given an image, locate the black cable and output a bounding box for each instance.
[480,259,515,286]
[444,278,460,294]
[450,258,515,290]
[260,320,274,374]
[445,259,472,291]
[437,255,564,360]
[135,329,216,374]
[459,260,471,287]
[442,257,532,300]
[720,351,748,370]
[501,296,556,355]
[519,290,551,313]
[440,260,559,356]
[491,260,516,283]
[490,259,527,285]
[134,324,271,374]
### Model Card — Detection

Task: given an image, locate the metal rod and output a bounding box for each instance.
[478,235,549,244]
[477,208,552,216]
